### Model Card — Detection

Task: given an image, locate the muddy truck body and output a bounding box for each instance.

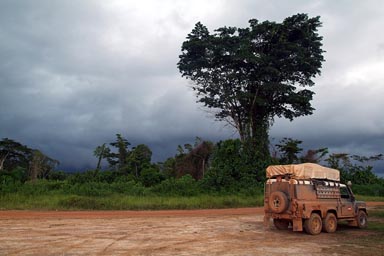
[264,163,367,235]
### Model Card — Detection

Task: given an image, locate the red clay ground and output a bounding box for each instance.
[0,202,383,255]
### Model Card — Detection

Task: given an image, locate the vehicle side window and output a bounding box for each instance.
[340,187,349,199]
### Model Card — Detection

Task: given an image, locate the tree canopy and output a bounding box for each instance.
[0,138,31,171]
[178,14,324,159]
[0,138,58,181]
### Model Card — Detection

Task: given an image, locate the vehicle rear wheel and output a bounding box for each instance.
[322,213,337,233]
[304,213,322,235]
[357,210,368,229]
[273,219,290,230]
[268,191,289,213]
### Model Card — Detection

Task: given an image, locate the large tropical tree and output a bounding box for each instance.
[0,138,31,171]
[178,14,324,159]
[28,149,59,180]
[93,143,110,170]
[107,134,131,170]
[127,144,152,177]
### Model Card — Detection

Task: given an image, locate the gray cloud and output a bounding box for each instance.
[0,1,383,174]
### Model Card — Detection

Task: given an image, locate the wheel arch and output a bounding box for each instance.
[311,210,322,218]
[359,208,368,214]
[326,209,338,219]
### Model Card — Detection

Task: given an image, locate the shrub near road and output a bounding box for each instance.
[0,177,264,210]
[0,176,382,211]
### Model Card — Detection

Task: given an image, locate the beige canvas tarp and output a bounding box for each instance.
[266,163,340,181]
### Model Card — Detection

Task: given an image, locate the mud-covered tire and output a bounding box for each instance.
[304,213,322,235]
[357,210,368,229]
[268,191,289,213]
[322,213,337,233]
[273,219,290,230]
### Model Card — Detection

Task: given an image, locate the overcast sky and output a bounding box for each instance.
[1,0,383,174]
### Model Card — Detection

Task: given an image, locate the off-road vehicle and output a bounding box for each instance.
[264,163,368,235]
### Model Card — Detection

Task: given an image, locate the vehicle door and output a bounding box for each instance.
[339,186,354,217]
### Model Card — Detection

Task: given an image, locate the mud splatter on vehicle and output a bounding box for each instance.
[264,163,367,235]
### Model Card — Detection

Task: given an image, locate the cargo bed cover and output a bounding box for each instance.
[266,163,340,181]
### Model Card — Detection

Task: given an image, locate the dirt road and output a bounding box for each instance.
[0,203,383,255]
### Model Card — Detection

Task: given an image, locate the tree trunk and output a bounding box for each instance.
[202,158,205,178]
[0,152,9,171]
[96,156,102,170]
[250,118,271,161]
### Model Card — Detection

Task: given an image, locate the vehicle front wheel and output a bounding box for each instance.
[273,219,290,230]
[322,213,337,233]
[357,210,368,229]
[304,213,322,235]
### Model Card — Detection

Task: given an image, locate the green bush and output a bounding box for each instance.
[0,177,21,193]
[64,182,113,196]
[48,170,68,181]
[58,195,106,209]
[151,175,200,196]
[352,183,384,197]
[204,139,269,192]
[16,180,66,195]
[0,167,28,186]
[109,181,148,196]
[140,167,165,187]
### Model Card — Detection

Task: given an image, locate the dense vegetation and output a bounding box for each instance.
[0,135,383,210]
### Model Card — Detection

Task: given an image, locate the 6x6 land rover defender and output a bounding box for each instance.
[264,163,367,235]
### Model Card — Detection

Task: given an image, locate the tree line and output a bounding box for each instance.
[1,135,382,192]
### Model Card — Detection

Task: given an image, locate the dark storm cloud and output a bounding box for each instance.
[0,0,383,173]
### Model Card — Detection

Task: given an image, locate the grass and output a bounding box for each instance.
[0,190,381,211]
[367,206,384,232]
[367,221,384,232]
[355,195,384,202]
[0,193,264,210]
[368,206,384,218]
